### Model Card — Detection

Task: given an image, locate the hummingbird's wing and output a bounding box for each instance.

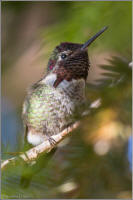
[22,98,29,146]
[22,78,44,145]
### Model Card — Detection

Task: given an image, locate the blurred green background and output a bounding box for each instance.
[2,1,132,199]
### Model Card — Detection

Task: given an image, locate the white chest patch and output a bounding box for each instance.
[27,131,45,146]
[42,73,57,87]
[41,73,71,89]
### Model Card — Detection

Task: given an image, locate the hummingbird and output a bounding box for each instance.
[20,26,108,188]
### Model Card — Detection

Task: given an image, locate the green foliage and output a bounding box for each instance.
[41,1,131,57]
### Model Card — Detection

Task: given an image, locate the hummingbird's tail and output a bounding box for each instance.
[20,147,57,188]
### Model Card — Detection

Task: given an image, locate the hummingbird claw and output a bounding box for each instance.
[48,137,56,146]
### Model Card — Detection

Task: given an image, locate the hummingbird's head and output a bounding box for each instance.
[47,26,108,88]
[47,42,83,71]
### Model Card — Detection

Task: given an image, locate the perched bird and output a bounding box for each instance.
[20,27,108,188]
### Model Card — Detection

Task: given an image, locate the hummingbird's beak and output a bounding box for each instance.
[81,26,108,50]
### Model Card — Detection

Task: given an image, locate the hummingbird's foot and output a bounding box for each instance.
[48,137,56,146]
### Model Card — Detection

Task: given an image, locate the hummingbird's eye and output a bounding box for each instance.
[61,53,67,59]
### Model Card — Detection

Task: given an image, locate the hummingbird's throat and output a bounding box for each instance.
[53,76,63,88]
[43,73,70,88]
[42,73,83,89]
